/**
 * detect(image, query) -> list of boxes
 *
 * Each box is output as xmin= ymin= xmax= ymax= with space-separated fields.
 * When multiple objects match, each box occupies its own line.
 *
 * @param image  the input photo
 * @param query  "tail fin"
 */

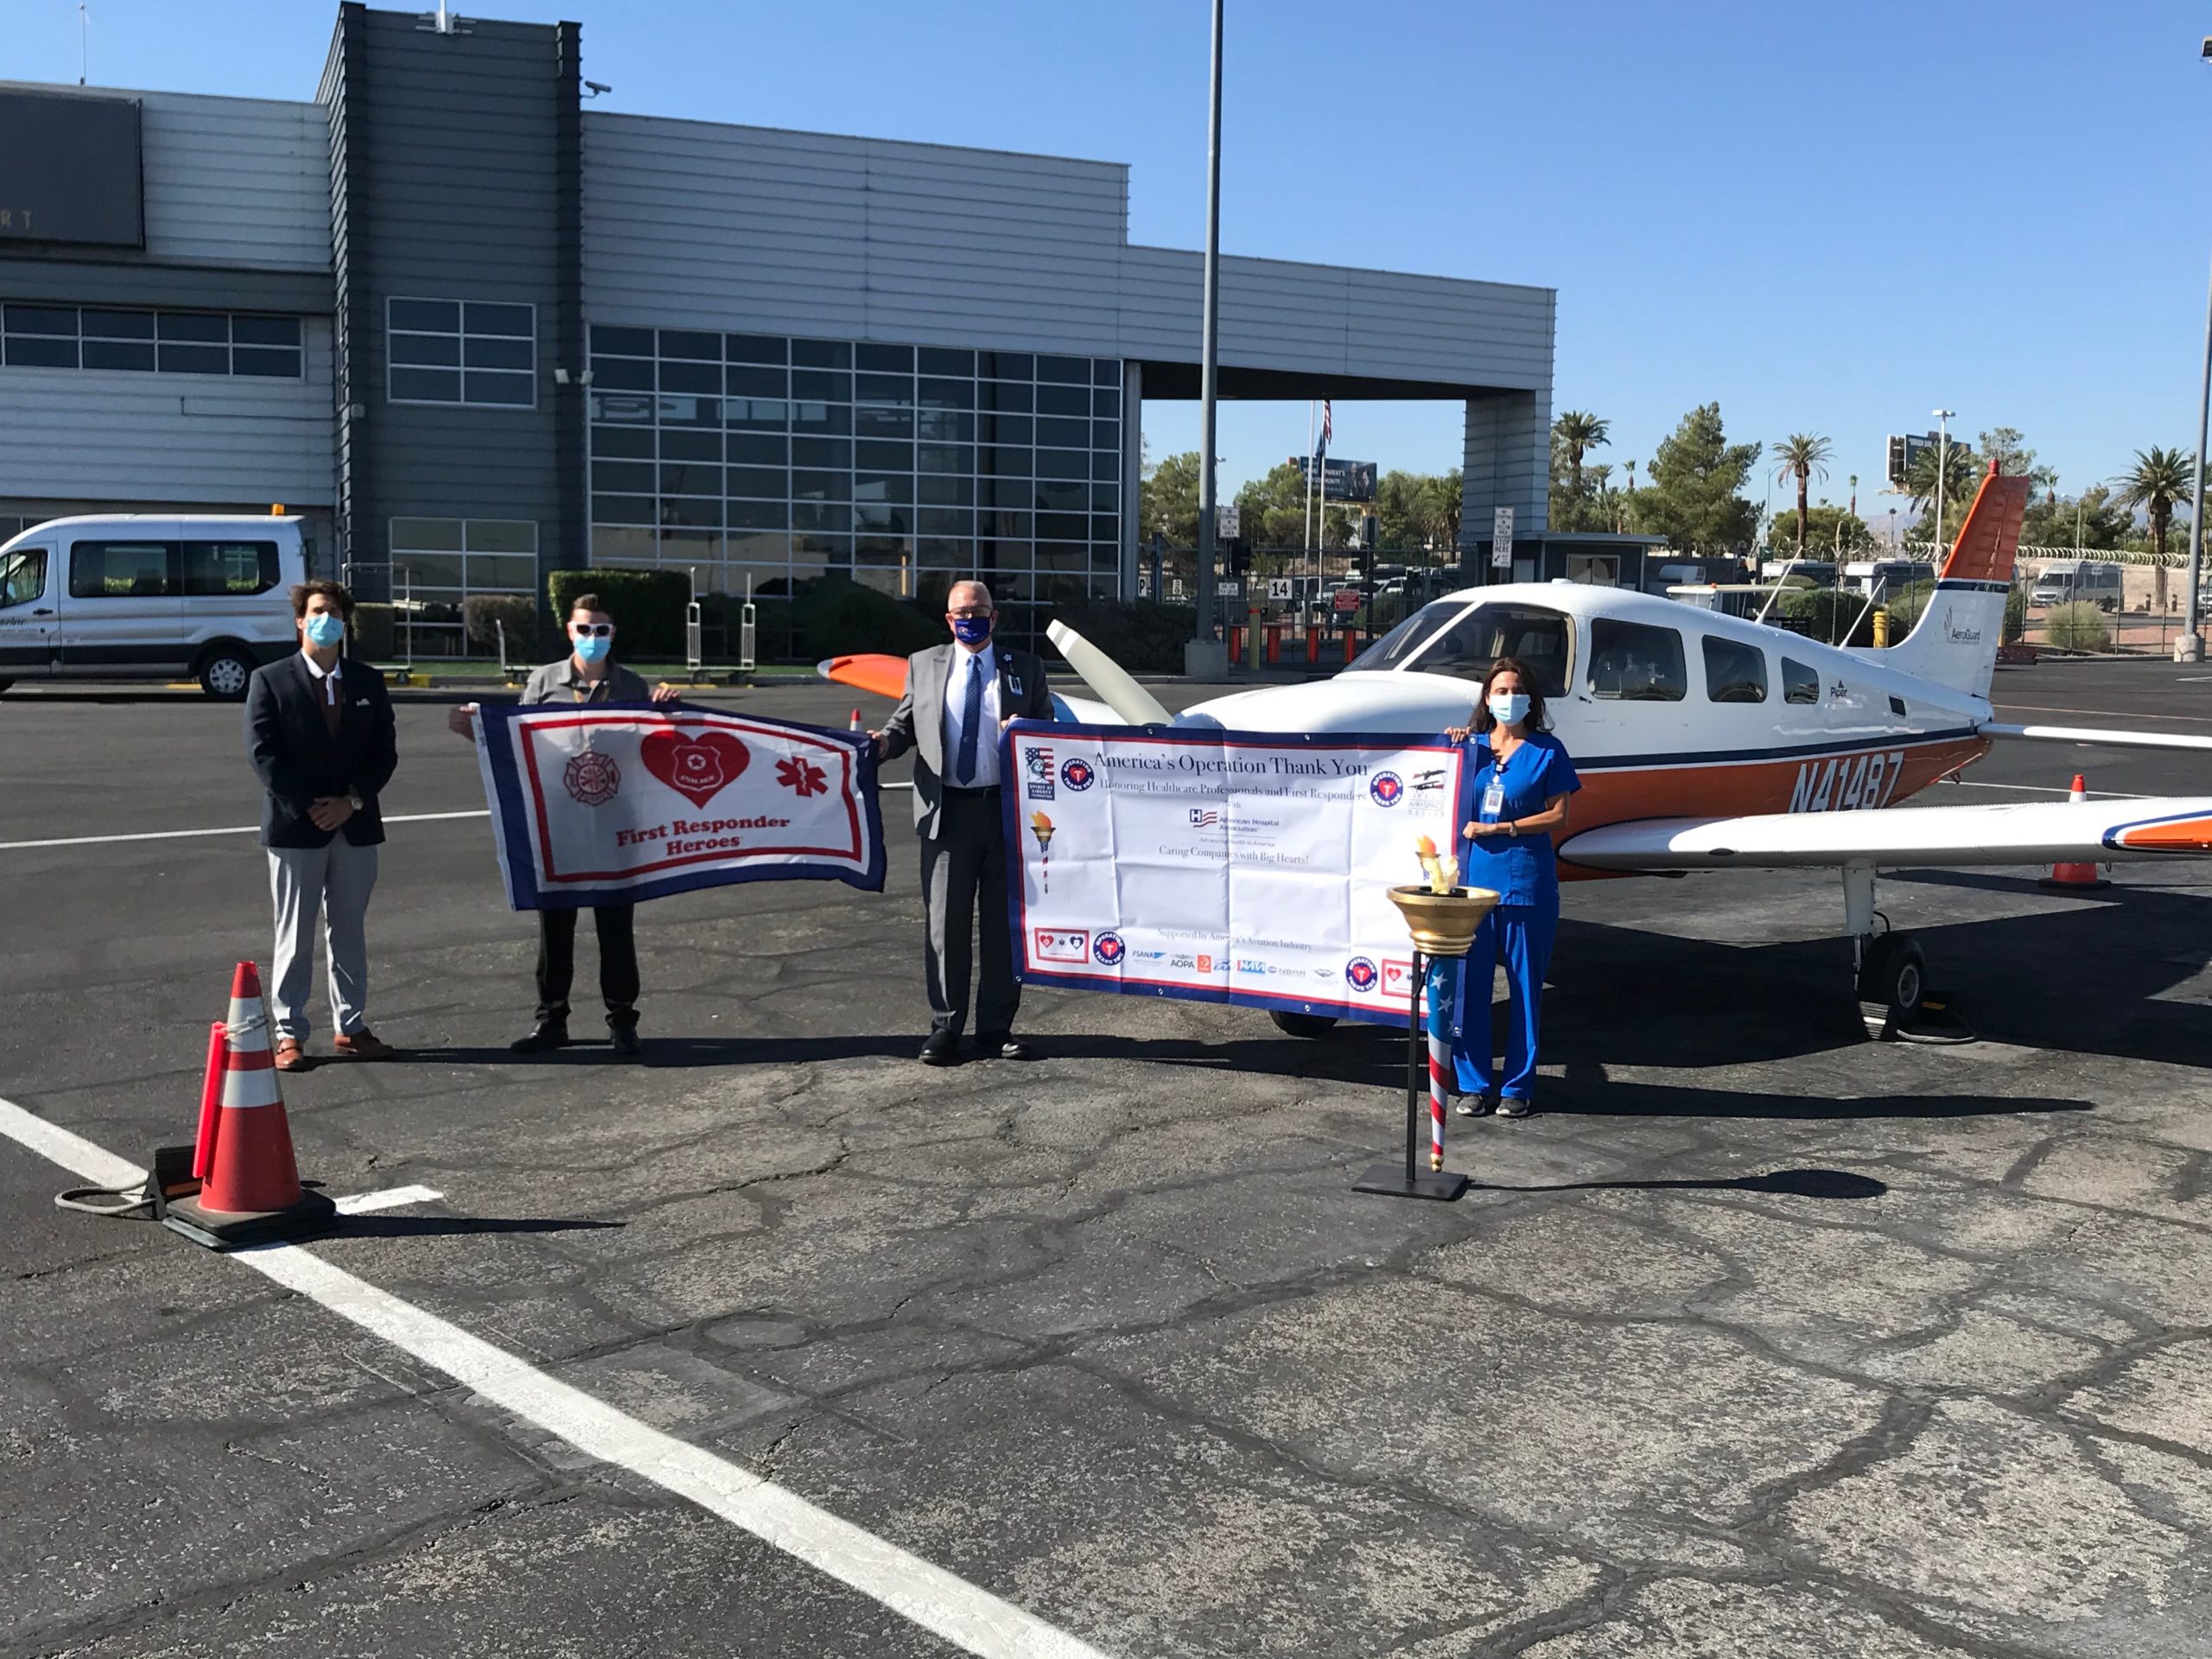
xmin=1882 ymin=461 xmax=2030 ymax=701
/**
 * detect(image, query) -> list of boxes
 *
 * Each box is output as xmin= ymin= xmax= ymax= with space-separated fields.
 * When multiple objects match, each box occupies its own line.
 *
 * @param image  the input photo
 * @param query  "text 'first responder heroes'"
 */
xmin=1100 ymin=753 xmax=1379 ymax=777
xmin=617 ymin=815 xmax=792 ymax=857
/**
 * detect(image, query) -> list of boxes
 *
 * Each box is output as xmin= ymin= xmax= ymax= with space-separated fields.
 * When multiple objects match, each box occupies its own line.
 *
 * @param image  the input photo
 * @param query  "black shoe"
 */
xmin=609 ymin=1024 xmax=643 ymax=1058
xmin=512 ymin=1021 xmax=569 ymax=1053
xmin=920 ymin=1030 xmax=962 ymax=1065
xmin=976 ymin=1032 xmax=1033 ymax=1061
xmin=1497 ymin=1096 xmax=1534 ymax=1119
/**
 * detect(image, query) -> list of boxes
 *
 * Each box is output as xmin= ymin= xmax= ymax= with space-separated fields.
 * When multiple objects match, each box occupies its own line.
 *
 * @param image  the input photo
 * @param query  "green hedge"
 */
xmin=1038 ymin=599 xmax=1198 ymax=674
xmin=463 ymin=594 xmax=543 ymax=660
xmin=546 ymin=568 xmax=690 ymax=658
xmin=2044 ymin=600 xmax=2110 ymax=652
xmin=351 ymin=602 xmax=394 ymax=658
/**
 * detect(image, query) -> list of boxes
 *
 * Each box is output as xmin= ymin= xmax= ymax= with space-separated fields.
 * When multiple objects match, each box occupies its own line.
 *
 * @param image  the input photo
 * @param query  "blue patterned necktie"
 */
xmin=955 ymin=650 xmax=983 ymax=785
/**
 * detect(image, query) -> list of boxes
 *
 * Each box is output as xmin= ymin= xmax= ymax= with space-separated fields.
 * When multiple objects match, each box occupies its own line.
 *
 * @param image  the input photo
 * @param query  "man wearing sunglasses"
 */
xmin=873 ymin=580 xmax=1054 ymax=1065
xmin=449 ymin=593 xmax=680 ymax=1057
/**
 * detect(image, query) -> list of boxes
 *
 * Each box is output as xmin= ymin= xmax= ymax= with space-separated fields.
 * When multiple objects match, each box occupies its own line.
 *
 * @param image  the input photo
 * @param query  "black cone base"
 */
xmin=1353 ymin=1163 xmax=1468 ymax=1202
xmin=160 ymin=1186 xmax=336 ymax=1250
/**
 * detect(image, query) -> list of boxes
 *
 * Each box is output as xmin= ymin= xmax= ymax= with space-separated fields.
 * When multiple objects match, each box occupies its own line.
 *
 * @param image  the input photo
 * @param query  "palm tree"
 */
xmin=1771 ymin=433 xmax=1833 ymax=555
xmin=1552 ymin=411 xmax=1610 ymax=521
xmin=2113 ymin=446 xmax=2197 ymax=613
xmin=1421 ymin=469 xmax=1463 ymax=552
xmin=1904 ymin=442 xmax=1980 ymax=538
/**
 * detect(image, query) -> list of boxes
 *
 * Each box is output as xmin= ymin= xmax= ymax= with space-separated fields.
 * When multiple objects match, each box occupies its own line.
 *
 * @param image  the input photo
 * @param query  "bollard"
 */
xmin=1872 ymin=607 xmax=1890 ymax=648
xmin=1266 ymin=620 xmax=1281 ymax=665
xmin=1306 ymin=626 xmax=1320 ymax=664
xmin=1344 ymin=630 xmax=1358 ymax=665
xmin=1229 ymin=626 xmax=1243 ymax=665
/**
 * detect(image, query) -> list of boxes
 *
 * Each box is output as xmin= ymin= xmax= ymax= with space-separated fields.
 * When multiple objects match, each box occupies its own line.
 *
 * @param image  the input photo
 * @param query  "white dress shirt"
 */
xmin=302 ymin=651 xmax=344 ymax=706
xmin=941 ymin=645 xmax=1001 ymax=788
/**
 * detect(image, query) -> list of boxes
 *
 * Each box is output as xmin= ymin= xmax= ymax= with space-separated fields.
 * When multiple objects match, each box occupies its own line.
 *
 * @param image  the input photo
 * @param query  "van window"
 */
xmin=1782 ymin=656 xmax=1820 ymax=705
xmin=181 ymin=539 xmax=280 ymax=596
xmin=1588 ymin=619 xmax=1686 ymax=701
xmin=68 ymin=540 xmax=175 ymax=599
xmin=1410 ymin=604 xmax=1573 ymax=694
xmin=0 ymin=548 xmax=47 ymax=608
xmin=1702 ymin=635 xmax=1767 ymax=703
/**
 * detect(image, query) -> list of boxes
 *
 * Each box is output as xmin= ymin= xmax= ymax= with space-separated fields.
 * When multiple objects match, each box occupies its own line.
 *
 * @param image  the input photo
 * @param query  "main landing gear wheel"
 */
xmin=1270 ymin=1011 xmax=1338 ymax=1039
xmin=1855 ymin=931 xmax=1927 ymax=1040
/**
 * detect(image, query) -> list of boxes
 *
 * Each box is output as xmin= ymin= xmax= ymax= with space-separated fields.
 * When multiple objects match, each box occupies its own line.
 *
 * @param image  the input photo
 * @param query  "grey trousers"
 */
xmin=921 ymin=788 xmax=1019 ymax=1039
xmin=267 ymin=839 xmax=379 ymax=1042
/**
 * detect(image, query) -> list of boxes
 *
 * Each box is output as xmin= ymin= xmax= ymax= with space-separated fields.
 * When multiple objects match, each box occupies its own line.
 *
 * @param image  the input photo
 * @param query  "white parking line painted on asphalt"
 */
xmin=0 ymin=810 xmax=490 ymax=853
xmin=0 ymin=1096 xmax=1107 ymax=1659
xmin=333 ymin=1185 xmax=444 ymax=1215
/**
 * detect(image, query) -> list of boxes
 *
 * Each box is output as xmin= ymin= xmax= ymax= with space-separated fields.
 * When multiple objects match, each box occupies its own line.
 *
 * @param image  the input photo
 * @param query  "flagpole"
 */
xmin=1305 ymin=401 xmax=1315 ymax=595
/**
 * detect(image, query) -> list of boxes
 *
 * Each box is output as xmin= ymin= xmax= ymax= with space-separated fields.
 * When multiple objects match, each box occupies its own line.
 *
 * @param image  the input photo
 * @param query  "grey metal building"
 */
xmin=0 ymin=3 xmax=1555 ymax=654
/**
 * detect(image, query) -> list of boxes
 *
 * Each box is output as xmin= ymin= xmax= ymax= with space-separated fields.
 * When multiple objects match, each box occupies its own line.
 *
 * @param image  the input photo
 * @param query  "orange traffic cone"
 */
xmin=2041 ymin=773 xmax=2113 ymax=892
xmin=159 ymin=963 xmax=334 ymax=1249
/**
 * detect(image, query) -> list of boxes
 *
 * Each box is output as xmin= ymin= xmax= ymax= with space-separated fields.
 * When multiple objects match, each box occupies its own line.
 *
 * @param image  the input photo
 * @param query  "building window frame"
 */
xmin=0 ymin=302 xmax=304 ymax=379
xmin=386 ymin=297 xmax=537 ymax=410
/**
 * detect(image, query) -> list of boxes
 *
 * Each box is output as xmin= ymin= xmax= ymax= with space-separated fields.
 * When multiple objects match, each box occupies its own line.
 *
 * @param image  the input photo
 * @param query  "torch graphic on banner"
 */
xmin=1030 ymin=810 xmax=1055 ymax=893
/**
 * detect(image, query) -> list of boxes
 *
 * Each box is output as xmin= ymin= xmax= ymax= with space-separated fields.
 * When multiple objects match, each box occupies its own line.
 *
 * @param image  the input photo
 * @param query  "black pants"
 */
xmin=536 ymin=904 xmax=639 ymax=1030
xmin=920 ymin=788 xmax=1018 ymax=1039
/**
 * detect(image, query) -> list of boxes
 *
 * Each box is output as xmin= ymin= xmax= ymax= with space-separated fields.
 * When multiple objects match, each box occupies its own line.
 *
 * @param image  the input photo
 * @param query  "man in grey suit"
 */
xmin=874 ymin=580 xmax=1054 ymax=1065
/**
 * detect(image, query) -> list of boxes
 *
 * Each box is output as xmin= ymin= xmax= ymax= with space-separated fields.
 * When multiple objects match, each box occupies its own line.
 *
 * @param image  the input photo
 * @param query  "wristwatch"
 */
xmin=347 ymin=790 xmax=364 ymax=811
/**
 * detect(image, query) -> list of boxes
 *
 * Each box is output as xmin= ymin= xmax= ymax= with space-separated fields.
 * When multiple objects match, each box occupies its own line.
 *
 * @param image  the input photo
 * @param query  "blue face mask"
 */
xmin=303 ymin=613 xmax=345 ymax=649
xmin=573 ymin=632 xmax=611 ymax=664
xmin=950 ymin=614 xmax=993 ymax=646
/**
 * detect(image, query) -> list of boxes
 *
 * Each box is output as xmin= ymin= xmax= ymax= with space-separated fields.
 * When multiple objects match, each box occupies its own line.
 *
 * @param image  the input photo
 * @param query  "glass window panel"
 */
xmin=1093 ymin=359 xmax=1121 ymax=385
xmin=1036 ymin=480 xmax=1088 ymax=513
xmin=1091 ymin=448 xmax=1120 ymax=481
xmin=791 ymin=368 xmax=850 ymax=401
xmin=978 ymin=413 xmax=1033 ymax=445
xmin=467 ymin=302 xmax=535 ymax=338
xmin=1092 ymin=418 xmax=1120 ymax=453
xmin=854 ymin=372 xmax=912 ymax=404
xmin=917 ymin=537 xmax=971 ymax=568
xmin=660 ymin=393 xmax=718 ymax=426
xmin=918 ymin=442 xmax=973 ymax=474
xmin=985 ymin=509 xmax=1033 ymax=538
xmin=661 ymin=461 xmax=721 ymax=496
xmin=85 ymin=308 xmax=154 ymax=340
xmin=390 ymin=298 xmax=460 ymax=333
xmin=590 ymin=460 xmax=655 ymax=493
xmin=988 ymin=567 xmax=1033 ymax=601
xmin=1036 ymin=382 xmax=1088 ymax=416
xmin=231 ymin=315 xmax=302 ymax=346
xmin=725 ymin=333 xmax=786 ymax=364
xmin=918 ymin=408 xmax=975 ymax=443
xmin=1703 ymin=635 xmax=1769 ymax=704
xmin=917 ymin=376 xmax=974 ymax=410
xmin=391 ymin=517 xmax=464 ymax=550
xmin=1035 ymin=447 xmax=1086 ymax=480
xmin=395 ymin=332 xmax=463 ymax=366
xmin=155 ymin=311 xmax=226 ymax=344
xmin=728 ymin=465 xmax=787 ymax=499
xmin=464 ymin=335 xmax=534 ymax=370
xmin=1036 ymin=416 xmax=1088 ymax=449
xmin=658 ymin=327 xmax=720 ymax=359
xmin=658 ymin=358 xmax=721 ymax=394
xmin=391 ymin=365 xmax=461 ymax=401
xmin=592 ymin=525 xmax=658 ymax=564
xmin=979 ymin=444 xmax=1029 ymax=476
xmin=658 ymin=496 xmax=723 ymax=528
xmin=392 ymin=550 xmax=466 ymax=588
xmin=592 ymin=494 xmax=656 ymax=524
xmin=855 ymin=342 xmax=913 ymax=373
xmin=589 ymin=353 xmax=653 ymax=389
xmin=917 ymin=347 xmax=974 ymax=377
xmin=180 ymin=539 xmax=278 ymax=596
xmin=725 ymin=364 xmax=787 ymax=397
xmin=1587 ymin=618 xmax=1687 ymax=701
xmin=986 ymin=477 xmax=1033 ymax=508
xmin=728 ymin=499 xmax=788 ymax=530
xmin=1092 ymin=387 xmax=1121 ymax=419
xmin=5 ymin=304 xmax=77 ymax=334
xmin=81 ymin=339 xmax=155 ymax=371
xmin=794 ymin=530 xmax=851 ymax=559
xmin=1038 ymin=512 xmax=1087 ymax=542
xmin=1091 ymin=541 xmax=1120 ymax=570
xmin=855 ymin=536 xmax=909 ymax=567
xmin=725 ymin=531 xmax=788 ymax=563
xmin=157 ymin=342 xmax=228 ymax=374
xmin=855 ymin=504 xmax=912 ymax=534
xmin=727 ymin=432 xmax=788 ymax=465
xmin=68 ymin=539 xmax=174 ymax=597
xmin=659 ymin=428 xmax=721 ymax=461
xmin=469 ymin=553 xmax=537 ymax=589
xmin=1037 ymin=354 xmax=1086 ymax=384
xmin=1091 ymin=481 xmax=1120 ymax=512
xmin=463 ymin=370 xmax=535 ymax=405
xmin=232 ymin=346 xmax=300 ymax=378
xmin=591 ymin=325 xmax=654 ymax=356
xmin=918 ymin=474 xmax=974 ymax=506
xmin=464 ymin=520 xmax=537 ymax=554
xmin=791 ymin=400 xmax=850 ymax=435
xmin=790 ymin=338 xmax=851 ymax=369
xmin=855 ymin=404 xmax=915 ymax=440
xmin=792 ymin=470 xmax=850 ymax=503
xmin=977 ymin=378 xmax=1032 ymax=412
xmin=977 ymin=353 xmax=1033 ymax=380
xmin=855 ymin=439 xmax=914 ymax=472
xmin=593 ymin=423 xmax=655 ymax=458
xmin=792 ymin=436 xmax=852 ymax=468
xmin=721 ymin=397 xmax=788 ymax=429
xmin=794 ymin=502 xmax=850 ymax=532
xmin=918 ymin=508 xmax=973 ymax=537
xmin=855 ymin=472 xmax=913 ymax=504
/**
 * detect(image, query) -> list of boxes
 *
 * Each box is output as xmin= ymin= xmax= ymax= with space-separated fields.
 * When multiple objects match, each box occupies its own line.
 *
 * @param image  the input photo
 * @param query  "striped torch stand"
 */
xmin=1354 ymin=885 xmax=1498 ymax=1202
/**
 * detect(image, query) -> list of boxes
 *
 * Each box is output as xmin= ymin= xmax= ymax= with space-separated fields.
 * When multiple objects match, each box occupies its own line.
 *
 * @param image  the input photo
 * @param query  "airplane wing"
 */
xmin=1980 ymin=721 xmax=2212 ymax=754
xmin=1562 ymin=799 xmax=2212 ymax=872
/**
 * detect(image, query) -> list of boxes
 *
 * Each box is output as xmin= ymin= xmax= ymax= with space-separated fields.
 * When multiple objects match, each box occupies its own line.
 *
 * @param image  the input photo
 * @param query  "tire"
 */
xmin=1855 ymin=932 xmax=1927 ymax=1021
xmin=1269 ymin=1011 xmax=1338 ymax=1039
xmin=198 ymin=646 xmax=257 ymax=700
xmin=0 ymin=678 xmax=13 ymax=695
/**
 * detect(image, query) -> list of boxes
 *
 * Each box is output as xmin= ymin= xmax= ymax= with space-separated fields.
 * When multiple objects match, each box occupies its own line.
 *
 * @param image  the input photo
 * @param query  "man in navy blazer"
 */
xmin=243 ymin=580 xmax=399 ymax=1070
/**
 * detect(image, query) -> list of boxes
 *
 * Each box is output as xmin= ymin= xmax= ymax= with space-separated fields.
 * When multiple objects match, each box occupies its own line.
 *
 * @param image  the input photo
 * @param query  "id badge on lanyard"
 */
xmin=1482 ymin=767 xmax=1507 ymax=821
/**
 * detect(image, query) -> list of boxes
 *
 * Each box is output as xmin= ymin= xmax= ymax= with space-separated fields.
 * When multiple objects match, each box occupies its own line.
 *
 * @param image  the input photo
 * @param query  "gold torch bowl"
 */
xmin=1387 ymin=885 xmax=1502 ymax=959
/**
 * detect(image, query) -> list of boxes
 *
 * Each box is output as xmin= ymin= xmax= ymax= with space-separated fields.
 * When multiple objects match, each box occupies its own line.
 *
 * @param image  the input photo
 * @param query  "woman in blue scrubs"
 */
xmin=1445 ymin=658 xmax=1580 ymax=1119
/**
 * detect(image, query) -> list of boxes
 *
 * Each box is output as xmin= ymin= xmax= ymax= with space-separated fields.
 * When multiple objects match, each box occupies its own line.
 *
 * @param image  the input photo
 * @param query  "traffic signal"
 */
xmin=1359 ymin=513 xmax=1379 ymax=550
xmin=1228 ymin=537 xmax=1252 ymax=574
xmin=1886 ymin=435 xmax=1907 ymax=487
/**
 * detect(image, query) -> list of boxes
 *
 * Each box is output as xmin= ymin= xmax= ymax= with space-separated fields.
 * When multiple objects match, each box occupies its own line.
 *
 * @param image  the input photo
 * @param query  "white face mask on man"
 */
xmin=1488 ymin=690 xmax=1531 ymax=728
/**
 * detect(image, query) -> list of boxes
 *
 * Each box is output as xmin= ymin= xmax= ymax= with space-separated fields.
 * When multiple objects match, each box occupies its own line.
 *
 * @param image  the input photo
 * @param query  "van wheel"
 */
xmin=0 ymin=678 xmax=13 ymax=695
xmin=1269 ymin=1011 xmax=1338 ymax=1039
xmin=198 ymin=647 xmax=257 ymax=700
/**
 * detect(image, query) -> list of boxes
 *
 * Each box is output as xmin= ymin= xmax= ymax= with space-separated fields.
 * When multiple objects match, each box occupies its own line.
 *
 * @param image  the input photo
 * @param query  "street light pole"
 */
xmin=1932 ymin=410 xmax=1955 ymax=551
xmin=2182 ymin=250 xmax=2212 ymax=662
xmin=1189 ymin=0 xmax=1227 ymax=676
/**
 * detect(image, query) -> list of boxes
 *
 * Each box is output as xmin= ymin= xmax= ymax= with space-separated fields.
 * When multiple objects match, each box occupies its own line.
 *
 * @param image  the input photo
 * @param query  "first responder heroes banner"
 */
xmin=1003 ymin=722 xmax=1465 ymax=1025
xmin=476 ymin=702 xmax=885 ymax=910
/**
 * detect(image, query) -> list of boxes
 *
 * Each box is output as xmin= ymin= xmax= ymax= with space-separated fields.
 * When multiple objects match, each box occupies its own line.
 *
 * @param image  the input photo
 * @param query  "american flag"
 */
xmin=1315 ymin=399 xmax=1332 ymax=461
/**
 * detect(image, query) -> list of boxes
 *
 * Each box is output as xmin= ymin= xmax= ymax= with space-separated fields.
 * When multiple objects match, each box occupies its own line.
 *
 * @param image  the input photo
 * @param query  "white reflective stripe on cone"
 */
xmin=220 ymin=1044 xmax=285 ymax=1109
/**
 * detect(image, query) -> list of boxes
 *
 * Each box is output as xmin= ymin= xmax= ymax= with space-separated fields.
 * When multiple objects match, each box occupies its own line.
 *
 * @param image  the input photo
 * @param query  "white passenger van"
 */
xmin=0 ymin=514 xmax=309 ymax=698
xmin=2030 ymin=558 xmax=2122 ymax=612
xmin=1843 ymin=559 xmax=1936 ymax=597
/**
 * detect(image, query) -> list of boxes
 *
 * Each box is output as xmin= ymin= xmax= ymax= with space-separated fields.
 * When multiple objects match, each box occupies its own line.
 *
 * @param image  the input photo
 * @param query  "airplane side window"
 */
xmin=1410 ymin=604 xmax=1570 ymax=695
xmin=1587 ymin=618 xmax=1685 ymax=702
xmin=1701 ymin=635 xmax=1767 ymax=704
xmin=1782 ymin=656 xmax=1821 ymax=705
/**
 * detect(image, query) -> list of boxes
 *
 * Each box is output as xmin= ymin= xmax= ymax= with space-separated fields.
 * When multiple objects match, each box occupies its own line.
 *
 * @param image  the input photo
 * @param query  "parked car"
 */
xmin=0 ymin=514 xmax=310 ymax=697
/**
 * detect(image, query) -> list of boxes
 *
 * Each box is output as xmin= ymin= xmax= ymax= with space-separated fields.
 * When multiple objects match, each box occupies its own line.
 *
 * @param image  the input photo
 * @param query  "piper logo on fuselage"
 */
xmin=1789 ymin=748 xmax=1907 ymax=813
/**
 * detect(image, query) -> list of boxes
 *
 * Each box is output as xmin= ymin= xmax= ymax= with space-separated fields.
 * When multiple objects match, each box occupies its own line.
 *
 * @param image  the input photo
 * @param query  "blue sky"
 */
xmin=7 ymin=1 xmax=2207 ymax=524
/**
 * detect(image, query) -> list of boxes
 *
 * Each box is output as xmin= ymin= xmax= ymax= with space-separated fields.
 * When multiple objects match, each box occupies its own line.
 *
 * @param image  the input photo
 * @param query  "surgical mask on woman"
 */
xmin=573 ymin=632 xmax=612 ymax=664
xmin=1488 ymin=690 xmax=1530 ymax=728
xmin=303 ymin=613 xmax=346 ymax=649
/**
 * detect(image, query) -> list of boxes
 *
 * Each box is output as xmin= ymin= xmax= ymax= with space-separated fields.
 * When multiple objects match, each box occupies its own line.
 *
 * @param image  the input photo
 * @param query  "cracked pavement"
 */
xmin=2 ymin=663 xmax=2209 ymax=1656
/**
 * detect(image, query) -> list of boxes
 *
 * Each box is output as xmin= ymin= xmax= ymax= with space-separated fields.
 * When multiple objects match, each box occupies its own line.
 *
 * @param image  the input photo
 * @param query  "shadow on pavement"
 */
xmin=1474 ymin=1166 xmax=1885 ymax=1201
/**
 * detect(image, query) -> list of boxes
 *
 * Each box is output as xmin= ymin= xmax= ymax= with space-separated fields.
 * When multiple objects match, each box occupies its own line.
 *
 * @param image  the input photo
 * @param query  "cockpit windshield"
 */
xmin=1352 ymin=600 xmax=1572 ymax=695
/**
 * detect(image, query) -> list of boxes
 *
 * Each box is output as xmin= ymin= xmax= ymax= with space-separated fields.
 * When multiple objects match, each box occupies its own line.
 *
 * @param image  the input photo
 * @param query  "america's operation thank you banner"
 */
xmin=476 ymin=702 xmax=885 ymax=910
xmin=1003 ymin=722 xmax=1466 ymax=1025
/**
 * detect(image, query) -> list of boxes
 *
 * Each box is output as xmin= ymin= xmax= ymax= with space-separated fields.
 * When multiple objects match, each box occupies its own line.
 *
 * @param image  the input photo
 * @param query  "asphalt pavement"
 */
xmin=2 ymin=658 xmax=2209 ymax=1658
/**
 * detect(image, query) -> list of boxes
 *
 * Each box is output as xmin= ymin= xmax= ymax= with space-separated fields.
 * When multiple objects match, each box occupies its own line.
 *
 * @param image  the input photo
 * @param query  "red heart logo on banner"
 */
xmin=639 ymin=728 xmax=751 ymax=807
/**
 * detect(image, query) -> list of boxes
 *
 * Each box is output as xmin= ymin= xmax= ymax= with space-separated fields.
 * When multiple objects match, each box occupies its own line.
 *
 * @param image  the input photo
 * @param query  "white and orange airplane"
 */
xmin=827 ymin=463 xmax=2212 ymax=1034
